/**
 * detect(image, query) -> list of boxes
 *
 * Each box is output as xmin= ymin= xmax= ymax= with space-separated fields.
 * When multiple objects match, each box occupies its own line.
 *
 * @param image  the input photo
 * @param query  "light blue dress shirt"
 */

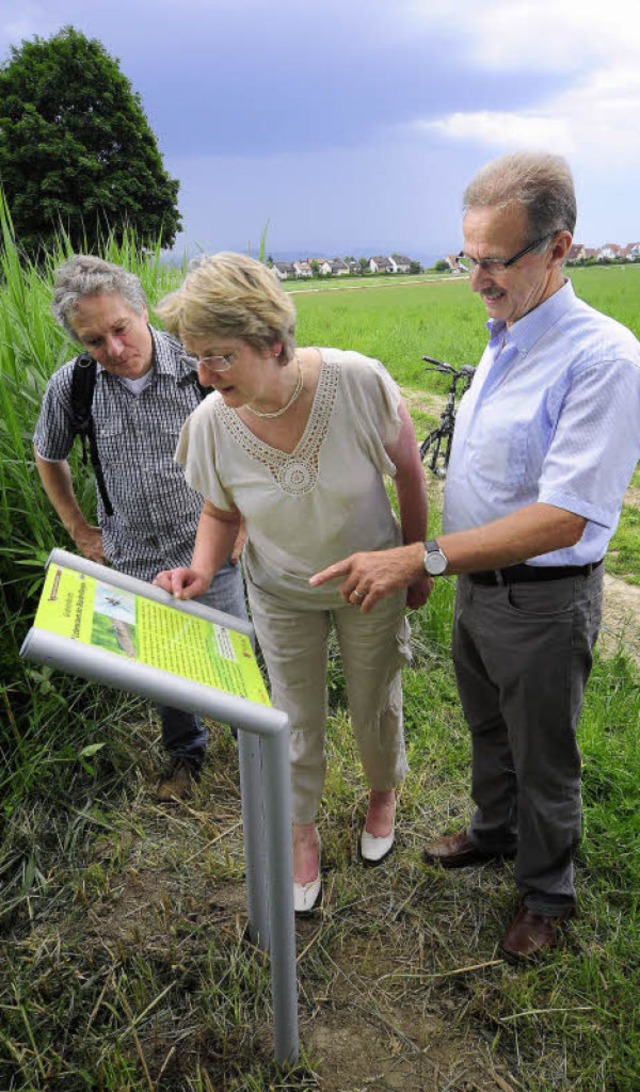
xmin=443 ymin=279 xmax=640 ymax=566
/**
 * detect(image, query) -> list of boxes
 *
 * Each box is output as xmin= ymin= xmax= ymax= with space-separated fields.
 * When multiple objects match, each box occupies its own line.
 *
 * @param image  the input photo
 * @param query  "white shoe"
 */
xmin=360 ymin=825 xmax=395 ymax=863
xmin=293 ymin=861 xmax=321 ymax=914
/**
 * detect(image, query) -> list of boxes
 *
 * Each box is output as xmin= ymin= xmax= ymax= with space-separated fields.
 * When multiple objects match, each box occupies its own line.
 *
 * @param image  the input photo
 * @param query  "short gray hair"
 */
xmin=463 ymin=152 xmax=577 ymax=239
xmin=52 ymin=255 xmax=147 ymax=339
xmin=156 ymin=252 xmax=297 ymax=364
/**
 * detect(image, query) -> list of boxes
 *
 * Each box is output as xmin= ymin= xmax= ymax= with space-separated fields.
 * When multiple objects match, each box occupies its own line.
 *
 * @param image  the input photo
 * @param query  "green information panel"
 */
xmin=34 ymin=563 xmax=269 ymax=705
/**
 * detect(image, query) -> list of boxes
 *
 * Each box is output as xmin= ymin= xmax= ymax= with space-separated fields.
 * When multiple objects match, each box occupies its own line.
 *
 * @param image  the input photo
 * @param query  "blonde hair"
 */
xmin=463 ymin=152 xmax=577 ymax=239
xmin=156 ymin=252 xmax=297 ymax=362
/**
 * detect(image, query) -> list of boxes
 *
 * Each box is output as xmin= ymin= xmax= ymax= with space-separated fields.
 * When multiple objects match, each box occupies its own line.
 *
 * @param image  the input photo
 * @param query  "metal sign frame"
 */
xmin=20 ymin=549 xmax=299 ymax=1065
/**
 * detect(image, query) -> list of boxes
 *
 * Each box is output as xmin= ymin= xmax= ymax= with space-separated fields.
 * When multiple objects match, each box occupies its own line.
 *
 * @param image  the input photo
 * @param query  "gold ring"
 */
xmin=353 ymin=590 xmax=365 ymax=600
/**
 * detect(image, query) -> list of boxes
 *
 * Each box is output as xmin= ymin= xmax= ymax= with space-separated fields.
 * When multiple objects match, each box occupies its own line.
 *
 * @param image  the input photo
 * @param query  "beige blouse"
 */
xmin=176 ymin=349 xmax=404 ymax=607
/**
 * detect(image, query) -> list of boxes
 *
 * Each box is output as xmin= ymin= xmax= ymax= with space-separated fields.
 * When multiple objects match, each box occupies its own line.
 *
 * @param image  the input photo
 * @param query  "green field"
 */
xmin=291 ymin=263 xmax=640 ymax=378
xmin=1 ymin=237 xmax=639 ymax=1091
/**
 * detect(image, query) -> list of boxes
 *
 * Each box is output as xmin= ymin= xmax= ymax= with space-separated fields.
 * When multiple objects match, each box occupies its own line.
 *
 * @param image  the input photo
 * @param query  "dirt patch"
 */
xmin=305 ymin=1000 xmax=515 ymax=1092
xmin=622 ymin=483 xmax=640 ymax=509
xmin=599 ymin=573 xmax=640 ymax=666
xmin=309 ymin=1005 xmax=517 ymax=1092
xmin=400 ymin=386 xmax=446 ymax=420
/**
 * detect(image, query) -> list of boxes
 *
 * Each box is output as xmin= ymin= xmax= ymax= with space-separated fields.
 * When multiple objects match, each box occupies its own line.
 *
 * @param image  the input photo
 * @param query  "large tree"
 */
xmin=0 ymin=26 xmax=181 ymax=256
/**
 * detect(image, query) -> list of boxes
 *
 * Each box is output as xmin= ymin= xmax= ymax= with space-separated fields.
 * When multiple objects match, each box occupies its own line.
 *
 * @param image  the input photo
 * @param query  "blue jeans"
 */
xmin=159 ymin=559 xmax=248 ymax=765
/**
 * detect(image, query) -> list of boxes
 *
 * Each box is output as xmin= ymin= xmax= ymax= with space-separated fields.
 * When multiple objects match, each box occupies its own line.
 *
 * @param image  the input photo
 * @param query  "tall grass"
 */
xmin=0 ymin=204 xmax=180 ymax=839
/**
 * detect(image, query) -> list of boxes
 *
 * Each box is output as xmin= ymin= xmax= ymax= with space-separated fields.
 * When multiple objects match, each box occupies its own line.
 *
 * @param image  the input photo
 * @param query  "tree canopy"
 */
xmin=0 ymin=26 xmax=181 ymax=256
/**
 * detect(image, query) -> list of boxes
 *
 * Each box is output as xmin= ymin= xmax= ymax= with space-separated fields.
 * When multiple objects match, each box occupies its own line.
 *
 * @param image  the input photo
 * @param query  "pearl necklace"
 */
xmin=246 ymin=356 xmax=304 ymax=419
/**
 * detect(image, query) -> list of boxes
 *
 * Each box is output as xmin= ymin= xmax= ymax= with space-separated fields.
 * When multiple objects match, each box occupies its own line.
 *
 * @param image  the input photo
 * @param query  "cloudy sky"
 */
xmin=1 ymin=0 xmax=639 ymax=260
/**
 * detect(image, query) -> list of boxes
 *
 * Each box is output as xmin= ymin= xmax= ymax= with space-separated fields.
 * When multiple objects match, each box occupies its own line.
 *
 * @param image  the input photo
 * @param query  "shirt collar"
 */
xmin=151 ymin=326 xmax=201 ymax=387
xmin=487 ymin=279 xmax=575 ymax=355
xmin=150 ymin=326 xmax=177 ymax=377
xmin=96 ymin=327 xmax=195 ymax=384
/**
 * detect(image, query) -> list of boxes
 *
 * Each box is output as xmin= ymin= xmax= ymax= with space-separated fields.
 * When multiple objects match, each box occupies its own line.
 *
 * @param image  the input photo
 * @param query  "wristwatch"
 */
xmin=424 ymin=538 xmax=448 ymax=576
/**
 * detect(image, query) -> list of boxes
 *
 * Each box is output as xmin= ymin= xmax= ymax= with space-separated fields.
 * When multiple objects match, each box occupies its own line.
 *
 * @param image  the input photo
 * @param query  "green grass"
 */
xmin=1 ymin=217 xmax=639 ymax=1089
xmin=293 ymin=261 xmax=640 ymax=373
xmin=295 ymin=276 xmax=484 ymax=387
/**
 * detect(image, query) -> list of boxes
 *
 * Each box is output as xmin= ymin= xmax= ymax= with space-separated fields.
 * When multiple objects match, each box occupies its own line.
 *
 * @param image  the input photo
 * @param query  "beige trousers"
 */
xmin=247 ymin=584 xmax=411 ymax=824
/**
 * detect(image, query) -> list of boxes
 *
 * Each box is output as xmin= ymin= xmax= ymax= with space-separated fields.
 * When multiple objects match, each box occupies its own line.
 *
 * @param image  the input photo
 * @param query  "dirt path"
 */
xmin=599 ymin=573 xmax=640 ymax=666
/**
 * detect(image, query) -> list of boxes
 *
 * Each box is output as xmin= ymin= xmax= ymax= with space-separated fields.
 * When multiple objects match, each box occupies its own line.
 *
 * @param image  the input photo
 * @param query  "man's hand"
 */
xmin=406 ymin=573 xmax=434 ymax=610
xmin=73 ymin=524 xmax=105 ymax=564
xmin=153 ymin=567 xmax=210 ymax=600
xmin=309 ymin=543 xmax=424 ymax=613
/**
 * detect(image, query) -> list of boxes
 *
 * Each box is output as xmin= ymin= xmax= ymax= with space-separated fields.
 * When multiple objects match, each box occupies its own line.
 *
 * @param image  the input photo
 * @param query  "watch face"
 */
xmin=425 ymin=547 xmax=447 ymax=576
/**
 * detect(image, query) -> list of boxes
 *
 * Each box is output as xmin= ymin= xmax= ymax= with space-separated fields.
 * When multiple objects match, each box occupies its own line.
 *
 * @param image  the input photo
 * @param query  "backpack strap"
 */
xmin=70 ymin=353 xmax=114 ymax=517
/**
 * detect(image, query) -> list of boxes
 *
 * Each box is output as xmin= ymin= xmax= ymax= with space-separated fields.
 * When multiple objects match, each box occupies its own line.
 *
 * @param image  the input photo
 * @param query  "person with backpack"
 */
xmin=33 ymin=255 xmax=247 ymax=801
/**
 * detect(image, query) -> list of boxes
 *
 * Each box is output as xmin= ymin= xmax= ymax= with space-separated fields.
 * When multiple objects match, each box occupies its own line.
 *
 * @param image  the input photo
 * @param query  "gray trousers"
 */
xmin=159 ymin=559 xmax=248 ymax=764
xmin=452 ymin=567 xmax=603 ymax=916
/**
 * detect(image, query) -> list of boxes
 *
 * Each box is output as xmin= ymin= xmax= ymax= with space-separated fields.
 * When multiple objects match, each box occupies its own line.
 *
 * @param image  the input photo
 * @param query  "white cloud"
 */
xmin=404 ymin=0 xmax=640 ymax=169
xmin=419 ymin=65 xmax=640 ymax=167
xmin=407 ymin=0 xmax=640 ymax=71
xmin=422 ymin=111 xmax=571 ymax=151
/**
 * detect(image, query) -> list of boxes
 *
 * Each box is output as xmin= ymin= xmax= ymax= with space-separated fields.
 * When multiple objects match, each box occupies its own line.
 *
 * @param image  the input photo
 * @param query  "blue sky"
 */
xmin=1 ymin=0 xmax=639 ymax=260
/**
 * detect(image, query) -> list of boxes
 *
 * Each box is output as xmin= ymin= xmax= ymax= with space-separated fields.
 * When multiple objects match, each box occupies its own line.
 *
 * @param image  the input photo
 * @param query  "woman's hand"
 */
xmin=230 ymin=519 xmax=247 ymax=565
xmin=153 ymin=567 xmax=210 ymax=600
xmin=406 ymin=573 xmax=433 ymax=610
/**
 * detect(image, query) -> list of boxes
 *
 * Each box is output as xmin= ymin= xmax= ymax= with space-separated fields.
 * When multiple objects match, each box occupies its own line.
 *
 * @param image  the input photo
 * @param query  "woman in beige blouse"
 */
xmin=154 ymin=252 xmax=430 ymax=913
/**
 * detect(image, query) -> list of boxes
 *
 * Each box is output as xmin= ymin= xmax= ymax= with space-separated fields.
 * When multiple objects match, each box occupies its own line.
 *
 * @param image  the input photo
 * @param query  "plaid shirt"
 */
xmin=34 ymin=327 xmax=207 ymax=582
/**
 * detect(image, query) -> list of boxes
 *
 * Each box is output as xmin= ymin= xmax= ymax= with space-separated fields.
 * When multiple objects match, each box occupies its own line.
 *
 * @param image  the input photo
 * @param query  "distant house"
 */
xmin=625 ymin=242 xmax=640 ymax=260
xmin=567 ymin=243 xmax=586 ymax=263
xmin=293 ymin=260 xmax=313 ymax=278
xmin=390 ymin=255 xmax=412 ymax=273
xmin=369 ymin=256 xmax=394 ymax=273
xmin=307 ymin=258 xmax=332 ymax=275
xmin=273 ymin=261 xmax=296 ymax=280
xmin=331 ymin=258 xmax=349 ymax=275
xmin=597 ymin=243 xmax=622 ymax=261
xmin=345 ymin=259 xmax=360 ymax=274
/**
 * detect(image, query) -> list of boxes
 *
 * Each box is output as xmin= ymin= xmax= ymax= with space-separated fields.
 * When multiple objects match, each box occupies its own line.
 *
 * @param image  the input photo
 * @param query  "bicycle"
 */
xmin=418 ymin=356 xmax=476 ymax=478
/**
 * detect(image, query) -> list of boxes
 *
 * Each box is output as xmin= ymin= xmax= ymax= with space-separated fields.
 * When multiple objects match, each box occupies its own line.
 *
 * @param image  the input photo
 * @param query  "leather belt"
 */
xmin=468 ymin=559 xmax=604 ymax=587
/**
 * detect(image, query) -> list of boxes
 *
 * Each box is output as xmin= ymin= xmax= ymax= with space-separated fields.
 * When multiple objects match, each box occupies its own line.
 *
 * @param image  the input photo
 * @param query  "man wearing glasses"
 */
xmin=34 ymin=255 xmax=247 ymax=801
xmin=312 ymin=152 xmax=640 ymax=959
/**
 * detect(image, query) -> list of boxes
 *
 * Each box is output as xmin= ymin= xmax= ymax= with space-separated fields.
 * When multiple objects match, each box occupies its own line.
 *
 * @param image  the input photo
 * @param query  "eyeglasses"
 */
xmin=194 ymin=349 xmax=238 ymax=372
xmin=458 ymin=234 xmax=553 ymax=275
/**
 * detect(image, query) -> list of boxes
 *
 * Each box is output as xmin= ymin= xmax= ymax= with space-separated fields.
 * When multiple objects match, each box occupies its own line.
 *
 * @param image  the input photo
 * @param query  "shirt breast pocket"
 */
xmin=95 ymin=414 xmax=127 ymax=465
xmin=158 ymin=421 xmax=181 ymax=447
xmin=469 ymin=421 xmax=529 ymax=491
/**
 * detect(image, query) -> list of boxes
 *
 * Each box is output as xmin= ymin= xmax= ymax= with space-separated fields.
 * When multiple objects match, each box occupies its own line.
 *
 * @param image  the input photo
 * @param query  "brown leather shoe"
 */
xmin=500 ymin=905 xmax=569 ymax=961
xmin=423 ymin=830 xmax=513 ymax=869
